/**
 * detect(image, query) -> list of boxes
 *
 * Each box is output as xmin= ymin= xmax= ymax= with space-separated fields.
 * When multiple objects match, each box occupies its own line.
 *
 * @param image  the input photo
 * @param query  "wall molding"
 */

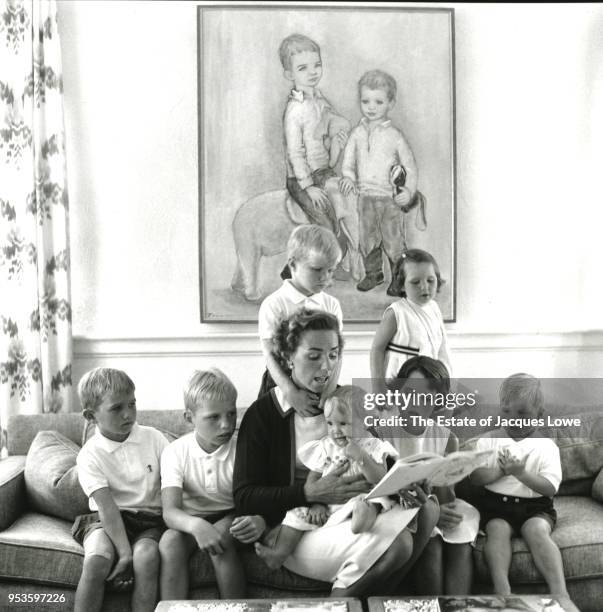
xmin=74 ymin=329 xmax=603 ymax=359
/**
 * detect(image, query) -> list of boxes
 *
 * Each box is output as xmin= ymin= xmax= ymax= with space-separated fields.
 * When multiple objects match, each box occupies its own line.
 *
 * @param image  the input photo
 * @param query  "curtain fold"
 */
xmin=0 ymin=0 xmax=72 ymax=454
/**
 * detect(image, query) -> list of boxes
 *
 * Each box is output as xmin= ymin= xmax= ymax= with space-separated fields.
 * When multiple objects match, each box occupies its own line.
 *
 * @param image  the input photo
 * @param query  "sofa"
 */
xmin=0 ymin=410 xmax=331 ymax=612
xmin=1 ymin=409 xmax=602 ymax=611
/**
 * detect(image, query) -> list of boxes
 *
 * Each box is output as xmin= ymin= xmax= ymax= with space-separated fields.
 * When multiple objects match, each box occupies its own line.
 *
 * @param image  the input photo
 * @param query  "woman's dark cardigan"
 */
xmin=233 ymin=389 xmax=308 ymax=527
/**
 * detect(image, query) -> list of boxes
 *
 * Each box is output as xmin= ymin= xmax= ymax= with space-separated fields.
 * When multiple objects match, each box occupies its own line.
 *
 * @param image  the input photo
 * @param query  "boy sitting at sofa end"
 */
xmin=72 ymin=367 xmax=169 ymax=612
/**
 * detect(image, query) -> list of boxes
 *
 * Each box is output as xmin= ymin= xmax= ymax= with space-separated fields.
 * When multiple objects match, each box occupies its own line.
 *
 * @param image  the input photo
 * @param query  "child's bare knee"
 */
xmin=82 ymin=553 xmax=113 ymax=581
xmin=133 ymin=538 xmax=160 ymax=572
xmin=159 ymin=529 xmax=188 ymax=558
xmin=521 ymin=517 xmax=552 ymax=540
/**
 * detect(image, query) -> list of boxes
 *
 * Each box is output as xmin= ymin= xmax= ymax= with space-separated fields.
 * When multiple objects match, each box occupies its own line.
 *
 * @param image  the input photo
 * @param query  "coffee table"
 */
xmin=155 ymin=598 xmax=363 ymax=612
xmin=367 ymin=594 xmax=580 ymax=612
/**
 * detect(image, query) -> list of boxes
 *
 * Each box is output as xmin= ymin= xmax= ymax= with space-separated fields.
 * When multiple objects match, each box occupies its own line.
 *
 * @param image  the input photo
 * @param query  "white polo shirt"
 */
xmin=258 ymin=280 xmax=343 ymax=341
xmin=475 ymin=432 xmax=562 ymax=498
xmin=77 ymin=423 xmax=168 ymax=512
xmin=160 ymin=432 xmax=237 ymax=516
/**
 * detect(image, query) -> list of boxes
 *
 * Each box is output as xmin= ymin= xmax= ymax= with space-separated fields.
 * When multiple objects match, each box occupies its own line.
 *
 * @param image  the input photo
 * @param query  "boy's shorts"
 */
xmin=478 ymin=489 xmax=557 ymax=535
xmin=72 ymin=510 xmax=166 ymax=546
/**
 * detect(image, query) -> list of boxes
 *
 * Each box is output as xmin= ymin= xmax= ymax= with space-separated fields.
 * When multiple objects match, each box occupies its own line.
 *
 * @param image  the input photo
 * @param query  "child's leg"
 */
xmin=411 ymin=535 xmax=443 ymax=595
xmin=396 ymin=496 xmax=440 ymax=588
xmin=255 ymin=524 xmax=305 ymax=570
xmin=350 ymin=499 xmax=379 ymax=534
xmin=131 ymin=537 xmax=160 ymax=612
xmin=483 ymin=518 xmax=514 ymax=595
xmin=444 ymin=542 xmax=473 ymax=595
xmin=521 ymin=517 xmax=569 ymax=597
xmin=159 ymin=528 xmax=196 ymax=599
xmin=210 ymin=515 xmax=246 ymax=598
xmin=74 ymin=529 xmax=115 ymax=612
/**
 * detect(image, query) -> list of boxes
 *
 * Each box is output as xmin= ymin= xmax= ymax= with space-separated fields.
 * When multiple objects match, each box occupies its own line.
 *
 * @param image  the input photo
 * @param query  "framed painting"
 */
xmin=198 ymin=4 xmax=456 ymax=323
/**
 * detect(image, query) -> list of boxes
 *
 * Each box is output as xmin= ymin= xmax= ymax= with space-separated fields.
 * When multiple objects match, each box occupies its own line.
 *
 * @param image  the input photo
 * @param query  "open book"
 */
xmin=366 ymin=449 xmax=493 ymax=500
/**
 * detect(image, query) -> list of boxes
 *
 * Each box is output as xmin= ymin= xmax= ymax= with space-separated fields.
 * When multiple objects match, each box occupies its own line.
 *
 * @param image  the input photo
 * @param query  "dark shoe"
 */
xmin=386 ymin=280 xmax=400 ymax=297
xmin=356 ymin=273 xmax=384 ymax=292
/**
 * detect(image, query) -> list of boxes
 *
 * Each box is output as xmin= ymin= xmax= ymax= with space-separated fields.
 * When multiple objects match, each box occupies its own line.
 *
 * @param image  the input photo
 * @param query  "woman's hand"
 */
xmin=286 ymin=386 xmax=321 ymax=417
xmin=304 ymin=462 xmax=371 ymax=504
xmin=229 ymin=515 xmax=266 ymax=544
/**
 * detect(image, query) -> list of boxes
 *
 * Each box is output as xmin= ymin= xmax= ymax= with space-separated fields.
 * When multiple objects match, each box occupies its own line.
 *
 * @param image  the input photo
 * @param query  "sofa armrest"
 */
xmin=0 ymin=456 xmax=27 ymax=530
xmin=592 ymin=467 xmax=603 ymax=503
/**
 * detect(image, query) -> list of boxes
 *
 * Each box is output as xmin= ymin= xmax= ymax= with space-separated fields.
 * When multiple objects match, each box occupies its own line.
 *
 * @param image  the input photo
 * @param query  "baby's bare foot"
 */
xmin=350 ymin=500 xmax=378 ymax=534
xmin=254 ymin=542 xmax=287 ymax=570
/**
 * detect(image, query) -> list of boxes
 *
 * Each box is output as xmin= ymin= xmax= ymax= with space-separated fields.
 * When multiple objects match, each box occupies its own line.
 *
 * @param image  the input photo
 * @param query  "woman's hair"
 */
xmin=395 ymin=356 xmax=451 ymax=395
xmin=390 ymin=248 xmax=444 ymax=298
xmin=323 ymin=385 xmax=365 ymax=422
xmin=273 ymin=308 xmax=344 ymax=371
xmin=500 ymin=373 xmax=544 ymax=413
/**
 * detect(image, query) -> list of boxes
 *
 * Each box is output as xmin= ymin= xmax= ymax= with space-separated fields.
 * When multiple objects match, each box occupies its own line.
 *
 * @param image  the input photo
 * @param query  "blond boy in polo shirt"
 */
xmin=159 ymin=369 xmax=266 ymax=599
xmin=72 ymin=368 xmax=169 ymax=612
xmin=257 ymin=225 xmax=343 ymax=415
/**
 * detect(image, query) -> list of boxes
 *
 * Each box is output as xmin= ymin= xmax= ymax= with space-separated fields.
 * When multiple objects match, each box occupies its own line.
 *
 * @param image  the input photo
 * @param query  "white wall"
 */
xmin=58 ymin=1 xmax=603 ymax=410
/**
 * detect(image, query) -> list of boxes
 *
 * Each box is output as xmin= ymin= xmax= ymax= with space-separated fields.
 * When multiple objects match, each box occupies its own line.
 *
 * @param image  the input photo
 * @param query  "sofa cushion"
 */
xmin=0 ymin=512 xmax=83 ymax=587
xmin=24 ymin=431 xmax=89 ymax=521
xmin=473 ymin=496 xmax=603 ymax=584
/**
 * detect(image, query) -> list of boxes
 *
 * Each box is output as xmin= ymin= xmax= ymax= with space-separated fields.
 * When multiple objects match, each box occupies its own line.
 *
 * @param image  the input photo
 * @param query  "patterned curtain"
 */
xmin=0 ymin=0 xmax=72 ymax=455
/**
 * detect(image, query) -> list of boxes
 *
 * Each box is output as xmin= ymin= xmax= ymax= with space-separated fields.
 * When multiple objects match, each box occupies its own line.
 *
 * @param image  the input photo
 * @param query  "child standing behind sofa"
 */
xmin=72 ymin=367 xmax=169 ymax=612
xmin=371 ymin=248 xmax=452 ymax=386
xmin=159 ymin=369 xmax=266 ymax=599
xmin=258 ymin=224 xmax=343 ymax=415
xmin=470 ymin=373 xmax=569 ymax=599
xmin=340 ymin=69 xmax=419 ymax=294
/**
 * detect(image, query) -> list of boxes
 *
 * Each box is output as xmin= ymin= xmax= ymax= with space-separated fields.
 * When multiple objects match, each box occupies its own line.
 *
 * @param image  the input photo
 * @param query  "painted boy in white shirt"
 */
xmin=73 ymin=368 xmax=169 ymax=612
xmin=160 ymin=369 xmax=265 ymax=599
xmin=340 ymin=69 xmax=419 ymax=294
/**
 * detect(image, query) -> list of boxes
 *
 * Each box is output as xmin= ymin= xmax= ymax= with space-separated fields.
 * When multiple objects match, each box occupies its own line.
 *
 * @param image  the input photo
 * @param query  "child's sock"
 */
xmin=350 ymin=500 xmax=378 ymax=534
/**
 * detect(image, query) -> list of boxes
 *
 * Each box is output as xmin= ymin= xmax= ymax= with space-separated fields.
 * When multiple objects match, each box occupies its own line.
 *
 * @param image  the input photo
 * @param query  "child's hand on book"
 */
xmin=398 ymin=480 xmax=431 ymax=507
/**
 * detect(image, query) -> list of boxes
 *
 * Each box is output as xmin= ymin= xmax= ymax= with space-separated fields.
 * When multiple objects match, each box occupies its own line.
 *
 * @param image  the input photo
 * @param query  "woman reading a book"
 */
xmin=374 ymin=355 xmax=478 ymax=595
xmin=233 ymin=309 xmax=436 ymax=596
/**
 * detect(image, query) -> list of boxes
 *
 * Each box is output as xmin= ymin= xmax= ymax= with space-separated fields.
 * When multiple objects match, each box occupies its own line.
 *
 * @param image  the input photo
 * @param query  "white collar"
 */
xmin=360 ymin=117 xmax=392 ymax=130
xmin=94 ymin=422 xmax=142 ymax=453
xmin=290 ymin=88 xmax=323 ymax=103
xmin=273 ymin=387 xmax=295 ymax=416
xmin=282 ymin=279 xmax=323 ymax=305
xmin=188 ymin=433 xmax=235 ymax=460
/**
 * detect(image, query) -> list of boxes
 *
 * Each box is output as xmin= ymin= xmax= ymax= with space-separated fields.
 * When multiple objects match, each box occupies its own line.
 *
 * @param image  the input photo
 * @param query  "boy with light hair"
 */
xmin=73 ymin=367 xmax=169 ymax=612
xmin=160 ymin=369 xmax=265 ymax=599
xmin=258 ymin=224 xmax=343 ymax=414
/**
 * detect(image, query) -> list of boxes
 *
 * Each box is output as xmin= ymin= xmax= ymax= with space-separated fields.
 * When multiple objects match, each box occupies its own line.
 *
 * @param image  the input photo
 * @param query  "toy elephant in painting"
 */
xmin=231 ymin=189 xmax=362 ymax=302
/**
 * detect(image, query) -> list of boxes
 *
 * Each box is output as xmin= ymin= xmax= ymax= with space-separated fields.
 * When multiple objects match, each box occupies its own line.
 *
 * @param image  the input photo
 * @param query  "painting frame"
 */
xmin=198 ymin=3 xmax=457 ymax=324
